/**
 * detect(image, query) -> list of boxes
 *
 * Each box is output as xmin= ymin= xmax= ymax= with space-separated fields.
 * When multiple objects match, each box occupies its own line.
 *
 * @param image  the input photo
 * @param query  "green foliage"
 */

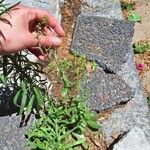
xmin=25 ymin=52 xmax=100 ymax=150
xmin=121 ymin=1 xmax=136 ymax=11
xmin=120 ymin=1 xmax=142 ymax=23
xmin=128 ymin=11 xmax=142 ymax=23
xmin=26 ymin=92 xmax=100 ymax=150
xmin=0 ymin=0 xmax=20 ymax=16
xmin=0 ymin=52 xmax=48 ymax=117
xmin=147 ymin=96 xmax=150 ymax=106
xmin=133 ymin=42 xmax=150 ymax=54
xmin=0 ymin=2 xmax=101 ymax=149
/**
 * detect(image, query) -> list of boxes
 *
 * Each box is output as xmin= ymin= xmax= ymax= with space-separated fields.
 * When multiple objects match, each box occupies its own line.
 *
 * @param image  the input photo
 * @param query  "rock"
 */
xmin=112 ymin=127 xmax=150 ymax=150
xmin=81 ymin=0 xmax=124 ymax=20
xmin=86 ymin=67 xmax=134 ymax=112
xmin=71 ymin=14 xmax=134 ymax=73
xmin=102 ymin=51 xmax=150 ymax=145
xmin=0 ymin=115 xmax=35 ymax=150
xmin=71 ymin=0 xmax=150 ymax=147
xmin=5 ymin=0 xmax=63 ymax=21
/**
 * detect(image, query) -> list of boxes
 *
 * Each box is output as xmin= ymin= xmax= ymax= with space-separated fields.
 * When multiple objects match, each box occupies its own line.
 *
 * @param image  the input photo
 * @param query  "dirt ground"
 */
xmin=133 ymin=0 xmax=150 ymax=96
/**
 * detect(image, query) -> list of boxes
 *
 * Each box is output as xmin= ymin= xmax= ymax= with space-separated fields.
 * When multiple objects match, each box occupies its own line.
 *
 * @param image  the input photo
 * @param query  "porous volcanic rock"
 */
xmin=71 ymin=14 xmax=134 ymax=73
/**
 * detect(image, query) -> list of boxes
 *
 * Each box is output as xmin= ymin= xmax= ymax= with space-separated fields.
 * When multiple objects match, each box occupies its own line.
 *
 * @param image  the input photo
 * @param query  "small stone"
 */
xmin=112 ymin=127 xmax=150 ymax=150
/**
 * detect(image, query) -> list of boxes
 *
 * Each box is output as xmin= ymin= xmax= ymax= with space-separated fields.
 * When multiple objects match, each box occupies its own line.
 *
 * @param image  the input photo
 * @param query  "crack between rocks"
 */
xmin=106 ymin=131 xmax=128 ymax=150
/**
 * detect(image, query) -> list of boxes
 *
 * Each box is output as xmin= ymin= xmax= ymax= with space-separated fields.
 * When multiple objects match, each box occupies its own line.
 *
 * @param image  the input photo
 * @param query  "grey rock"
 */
xmin=71 ymin=14 xmax=134 ymax=73
xmin=0 ymin=114 xmax=35 ymax=150
xmin=81 ymin=0 xmax=124 ymax=20
xmin=112 ymin=127 xmax=150 ymax=150
xmin=5 ymin=0 xmax=63 ymax=21
xmin=101 ymin=49 xmax=150 ymax=145
xmin=86 ymin=67 xmax=134 ymax=112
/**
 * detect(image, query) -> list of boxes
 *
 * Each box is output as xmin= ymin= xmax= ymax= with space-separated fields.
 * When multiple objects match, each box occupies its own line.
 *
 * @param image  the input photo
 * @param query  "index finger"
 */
xmin=30 ymin=8 xmax=65 ymax=37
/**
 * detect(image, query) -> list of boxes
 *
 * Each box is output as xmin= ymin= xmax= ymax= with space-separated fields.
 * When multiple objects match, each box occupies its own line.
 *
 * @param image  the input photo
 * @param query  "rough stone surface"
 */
xmin=71 ymin=0 xmax=150 ymax=147
xmin=101 ymin=49 xmax=150 ymax=145
xmin=71 ymin=14 xmax=134 ymax=73
xmin=81 ymin=0 xmax=124 ymax=20
xmin=5 ymin=0 xmax=63 ymax=21
xmin=112 ymin=127 xmax=150 ymax=150
xmin=0 ymin=115 xmax=35 ymax=150
xmin=86 ymin=67 xmax=134 ymax=112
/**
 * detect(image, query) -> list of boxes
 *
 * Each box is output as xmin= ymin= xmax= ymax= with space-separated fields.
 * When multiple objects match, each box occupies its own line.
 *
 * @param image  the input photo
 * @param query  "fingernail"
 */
xmin=53 ymin=38 xmax=62 ymax=47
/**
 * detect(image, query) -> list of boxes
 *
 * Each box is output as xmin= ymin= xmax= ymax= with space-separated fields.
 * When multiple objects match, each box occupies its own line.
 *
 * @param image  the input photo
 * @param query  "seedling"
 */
xmin=147 ymin=96 xmax=150 ymax=106
xmin=128 ymin=11 xmax=142 ymax=23
xmin=133 ymin=42 xmax=150 ymax=54
xmin=120 ymin=0 xmax=142 ymax=22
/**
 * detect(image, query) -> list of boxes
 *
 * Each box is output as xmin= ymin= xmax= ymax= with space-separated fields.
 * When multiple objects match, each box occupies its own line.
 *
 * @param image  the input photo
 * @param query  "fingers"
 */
xmin=38 ymin=35 xmax=62 ymax=48
xmin=30 ymin=8 xmax=65 ymax=37
xmin=29 ymin=47 xmax=48 ymax=61
xmin=26 ymin=33 xmax=62 ymax=60
xmin=27 ymin=32 xmax=62 ymax=48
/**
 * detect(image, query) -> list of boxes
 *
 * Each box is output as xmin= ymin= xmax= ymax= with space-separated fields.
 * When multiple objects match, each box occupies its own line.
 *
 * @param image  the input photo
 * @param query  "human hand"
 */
xmin=0 ymin=5 xmax=65 ymax=61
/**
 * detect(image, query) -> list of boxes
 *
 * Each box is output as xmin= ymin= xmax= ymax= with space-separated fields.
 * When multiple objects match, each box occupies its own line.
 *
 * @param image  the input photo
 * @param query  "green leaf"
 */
xmin=34 ymin=87 xmax=45 ymax=109
xmin=66 ymin=136 xmax=86 ymax=148
xmin=13 ymin=90 xmax=21 ymax=106
xmin=26 ymin=95 xmax=35 ymax=114
xmin=128 ymin=12 xmax=142 ymax=22
xmin=133 ymin=43 xmax=150 ymax=54
xmin=19 ymin=81 xmax=27 ymax=114
xmin=62 ymin=73 xmax=72 ymax=88
xmin=61 ymin=87 xmax=70 ymax=97
xmin=0 ymin=75 xmax=7 ymax=87
xmin=147 ymin=96 xmax=150 ymax=106
xmin=86 ymin=120 xmax=101 ymax=130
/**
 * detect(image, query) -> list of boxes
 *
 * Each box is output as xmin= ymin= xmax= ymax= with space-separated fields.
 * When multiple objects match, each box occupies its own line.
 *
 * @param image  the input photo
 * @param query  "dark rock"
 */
xmin=86 ymin=67 xmax=134 ymax=112
xmin=71 ymin=14 xmax=134 ymax=73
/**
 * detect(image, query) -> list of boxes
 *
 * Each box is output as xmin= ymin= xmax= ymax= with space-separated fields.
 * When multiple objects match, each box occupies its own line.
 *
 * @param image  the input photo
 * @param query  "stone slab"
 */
xmin=101 ymin=50 xmax=150 ymax=145
xmin=82 ymin=0 xmax=124 ymax=20
xmin=112 ymin=127 xmax=150 ymax=150
xmin=86 ymin=67 xmax=134 ymax=112
xmin=0 ymin=115 xmax=34 ymax=150
xmin=71 ymin=14 xmax=134 ymax=73
xmin=5 ymin=0 xmax=62 ymax=20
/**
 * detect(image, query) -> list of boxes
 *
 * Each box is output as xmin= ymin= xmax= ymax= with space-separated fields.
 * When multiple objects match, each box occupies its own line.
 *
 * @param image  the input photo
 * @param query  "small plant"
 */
xmin=147 ymin=96 xmax=150 ymax=106
xmin=133 ymin=42 xmax=150 ymax=54
xmin=128 ymin=11 xmax=142 ymax=23
xmin=0 ymin=2 xmax=101 ymax=149
xmin=25 ymin=51 xmax=101 ymax=149
xmin=120 ymin=0 xmax=142 ymax=23
xmin=121 ymin=0 xmax=136 ymax=11
xmin=26 ymin=89 xmax=100 ymax=150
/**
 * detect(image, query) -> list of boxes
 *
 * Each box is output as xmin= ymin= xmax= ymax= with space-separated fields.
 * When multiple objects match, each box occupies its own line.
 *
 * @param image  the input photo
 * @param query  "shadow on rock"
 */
xmin=0 ymin=87 xmax=19 ymax=116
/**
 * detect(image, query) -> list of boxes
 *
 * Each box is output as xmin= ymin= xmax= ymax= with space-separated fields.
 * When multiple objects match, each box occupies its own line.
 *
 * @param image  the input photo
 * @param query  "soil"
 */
xmin=121 ymin=0 xmax=150 ymax=97
xmin=46 ymin=0 xmax=107 ymax=149
xmin=133 ymin=0 xmax=150 ymax=97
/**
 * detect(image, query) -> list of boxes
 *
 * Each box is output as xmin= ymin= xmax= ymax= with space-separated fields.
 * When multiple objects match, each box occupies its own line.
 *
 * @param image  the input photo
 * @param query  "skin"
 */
xmin=0 ymin=5 xmax=65 ymax=61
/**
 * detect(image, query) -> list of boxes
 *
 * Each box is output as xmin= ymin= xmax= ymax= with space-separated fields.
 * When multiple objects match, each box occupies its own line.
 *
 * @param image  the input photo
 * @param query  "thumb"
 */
xmin=26 ymin=32 xmax=62 ymax=48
